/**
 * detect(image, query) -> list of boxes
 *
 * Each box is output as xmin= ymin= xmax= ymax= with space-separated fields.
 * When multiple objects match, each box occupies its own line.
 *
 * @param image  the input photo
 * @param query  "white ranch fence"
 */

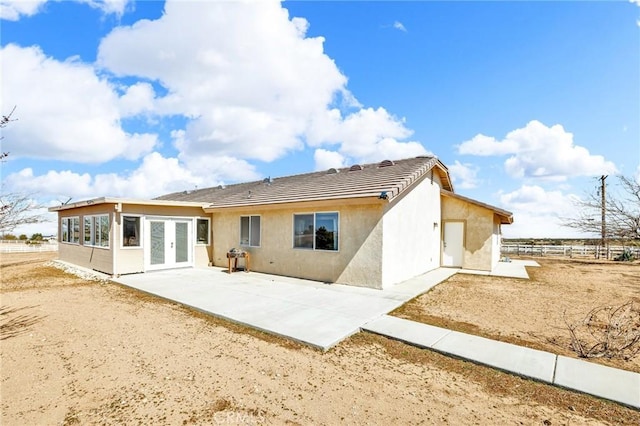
xmin=0 ymin=241 xmax=59 ymax=253
xmin=501 ymin=244 xmax=640 ymax=260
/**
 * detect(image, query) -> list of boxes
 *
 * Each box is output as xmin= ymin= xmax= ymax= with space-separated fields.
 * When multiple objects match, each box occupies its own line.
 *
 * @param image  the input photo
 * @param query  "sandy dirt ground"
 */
xmin=394 ymin=257 xmax=640 ymax=373
xmin=2 ymin=253 xmax=639 ymax=425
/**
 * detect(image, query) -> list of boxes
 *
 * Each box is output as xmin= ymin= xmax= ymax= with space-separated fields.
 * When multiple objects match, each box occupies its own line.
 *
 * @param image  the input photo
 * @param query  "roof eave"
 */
xmin=203 ymin=193 xmax=389 ymax=212
xmin=48 ymin=197 xmax=209 ymax=212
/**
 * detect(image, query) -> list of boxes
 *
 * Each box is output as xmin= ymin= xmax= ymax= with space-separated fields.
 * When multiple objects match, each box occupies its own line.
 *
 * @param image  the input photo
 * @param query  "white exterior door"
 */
xmin=145 ymin=218 xmax=192 ymax=270
xmin=442 ymin=221 xmax=464 ymax=267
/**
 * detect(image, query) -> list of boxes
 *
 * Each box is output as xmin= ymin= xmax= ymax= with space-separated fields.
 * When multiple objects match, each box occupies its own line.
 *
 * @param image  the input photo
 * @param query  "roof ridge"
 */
xmin=155 ymin=156 xmax=447 ymax=206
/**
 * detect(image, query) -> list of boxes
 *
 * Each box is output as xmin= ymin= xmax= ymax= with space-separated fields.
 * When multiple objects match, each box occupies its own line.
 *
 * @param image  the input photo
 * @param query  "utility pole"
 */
xmin=600 ymin=175 xmax=607 ymax=259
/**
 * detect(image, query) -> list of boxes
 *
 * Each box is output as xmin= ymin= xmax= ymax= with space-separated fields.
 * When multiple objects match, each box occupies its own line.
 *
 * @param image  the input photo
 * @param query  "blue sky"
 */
xmin=1 ymin=0 xmax=638 ymax=238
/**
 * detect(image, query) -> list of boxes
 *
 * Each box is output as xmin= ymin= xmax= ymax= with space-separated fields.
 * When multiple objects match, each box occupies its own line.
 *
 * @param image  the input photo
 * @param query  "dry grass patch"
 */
xmin=1 ymin=252 xmax=88 ymax=291
xmin=351 ymin=332 xmax=640 ymax=425
xmin=0 ymin=305 xmax=45 ymax=340
xmin=392 ymin=257 xmax=640 ymax=372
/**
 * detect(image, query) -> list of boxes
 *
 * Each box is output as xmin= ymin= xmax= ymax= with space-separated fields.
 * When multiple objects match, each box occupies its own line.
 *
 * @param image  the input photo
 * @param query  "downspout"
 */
xmin=113 ymin=203 xmax=121 ymax=277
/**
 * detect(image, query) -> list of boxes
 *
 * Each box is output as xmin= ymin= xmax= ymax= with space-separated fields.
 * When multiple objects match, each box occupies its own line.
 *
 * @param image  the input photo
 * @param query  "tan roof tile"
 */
xmin=156 ymin=156 xmax=453 ymax=209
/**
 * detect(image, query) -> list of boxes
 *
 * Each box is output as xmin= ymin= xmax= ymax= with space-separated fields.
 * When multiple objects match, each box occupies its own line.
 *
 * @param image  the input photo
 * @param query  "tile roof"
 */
xmin=155 ymin=156 xmax=453 ymax=209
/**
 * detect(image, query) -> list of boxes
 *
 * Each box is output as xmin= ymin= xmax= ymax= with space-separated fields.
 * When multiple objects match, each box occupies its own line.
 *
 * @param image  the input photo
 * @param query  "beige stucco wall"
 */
xmin=210 ymin=200 xmax=385 ymax=288
xmin=381 ymin=173 xmax=442 ymax=287
xmin=441 ymin=196 xmax=496 ymax=271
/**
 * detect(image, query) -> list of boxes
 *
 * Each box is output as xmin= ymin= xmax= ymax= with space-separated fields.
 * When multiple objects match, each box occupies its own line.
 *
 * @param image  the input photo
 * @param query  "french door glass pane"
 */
xmin=175 ymin=222 xmax=188 ymax=263
xmin=150 ymin=221 xmax=165 ymax=265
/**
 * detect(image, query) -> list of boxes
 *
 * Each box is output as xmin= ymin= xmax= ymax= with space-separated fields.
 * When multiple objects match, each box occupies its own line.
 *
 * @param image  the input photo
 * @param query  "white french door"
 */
xmin=145 ymin=218 xmax=192 ymax=270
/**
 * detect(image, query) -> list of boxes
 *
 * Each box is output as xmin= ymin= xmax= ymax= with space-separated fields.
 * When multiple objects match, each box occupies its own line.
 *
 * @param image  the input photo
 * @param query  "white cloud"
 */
xmin=393 ymin=21 xmax=407 ymax=32
xmin=0 ymin=0 xmax=130 ymax=21
xmin=457 ymin=133 xmax=518 ymax=156
xmin=0 ymin=44 xmax=157 ymax=163
xmin=3 ymin=151 xmax=262 ymax=206
xmin=3 ymin=0 xmax=429 ymax=225
xmin=308 ymin=107 xmax=429 ymax=163
xmin=11 ymin=210 xmax=59 ymax=237
xmin=84 ymin=0 xmax=129 ymax=16
xmin=98 ymin=0 xmax=346 ymax=164
xmin=499 ymin=185 xmax=574 ymax=215
xmin=457 ymin=120 xmax=617 ymax=181
xmin=498 ymin=184 xmax=588 ymax=238
xmin=0 ymin=0 xmax=47 ymax=20
xmin=314 ymin=149 xmax=346 ymax=171
xmin=118 ymin=82 xmax=156 ymax=117
xmin=448 ymin=161 xmax=479 ymax=189
xmin=4 ymin=153 xmax=199 ymax=201
xmin=97 ymin=0 xmax=424 ymax=168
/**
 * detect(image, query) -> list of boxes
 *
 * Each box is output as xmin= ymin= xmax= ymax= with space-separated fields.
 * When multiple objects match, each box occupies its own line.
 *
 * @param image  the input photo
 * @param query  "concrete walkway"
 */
xmin=113 ymin=266 xmax=458 ymax=350
xmin=363 ymin=315 xmax=640 ymax=409
xmin=458 ymin=258 xmax=540 ymax=279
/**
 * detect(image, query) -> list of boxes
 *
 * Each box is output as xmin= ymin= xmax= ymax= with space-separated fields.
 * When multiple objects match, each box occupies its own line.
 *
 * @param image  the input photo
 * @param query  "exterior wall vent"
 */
xmin=349 ymin=164 xmax=363 ymax=171
xmin=327 ymin=168 xmax=339 ymax=174
xmin=378 ymin=160 xmax=395 ymax=167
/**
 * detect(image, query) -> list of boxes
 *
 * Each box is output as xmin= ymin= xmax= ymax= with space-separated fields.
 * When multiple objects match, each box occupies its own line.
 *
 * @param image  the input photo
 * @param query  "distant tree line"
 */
xmin=1 ymin=233 xmax=48 ymax=242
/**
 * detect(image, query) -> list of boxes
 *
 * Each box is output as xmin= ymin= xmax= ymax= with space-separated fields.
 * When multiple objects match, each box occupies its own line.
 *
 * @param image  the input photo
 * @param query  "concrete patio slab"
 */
xmin=554 ymin=355 xmax=640 ymax=409
xmin=112 ymin=266 xmax=455 ymax=350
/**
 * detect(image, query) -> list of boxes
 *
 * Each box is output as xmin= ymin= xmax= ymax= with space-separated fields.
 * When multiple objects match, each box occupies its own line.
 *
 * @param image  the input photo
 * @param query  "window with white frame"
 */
xmin=84 ymin=214 xmax=110 ymax=248
xmin=196 ymin=218 xmax=210 ymax=245
xmin=122 ymin=216 xmax=141 ymax=247
xmin=240 ymin=215 xmax=260 ymax=247
xmin=293 ymin=212 xmax=339 ymax=251
xmin=61 ymin=217 xmax=80 ymax=244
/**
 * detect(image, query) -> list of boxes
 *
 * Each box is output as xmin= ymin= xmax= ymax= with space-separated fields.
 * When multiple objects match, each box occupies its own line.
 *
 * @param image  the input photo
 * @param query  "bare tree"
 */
xmin=0 ymin=106 xmax=46 ymax=234
xmin=0 ymin=193 xmax=45 ymax=235
xmin=0 ymin=106 xmax=17 ymax=160
xmin=563 ymin=175 xmax=640 ymax=242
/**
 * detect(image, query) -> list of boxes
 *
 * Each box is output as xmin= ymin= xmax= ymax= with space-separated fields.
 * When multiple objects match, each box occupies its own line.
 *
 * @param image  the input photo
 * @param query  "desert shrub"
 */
xmin=614 ymin=249 xmax=635 ymax=262
xmin=564 ymin=300 xmax=640 ymax=361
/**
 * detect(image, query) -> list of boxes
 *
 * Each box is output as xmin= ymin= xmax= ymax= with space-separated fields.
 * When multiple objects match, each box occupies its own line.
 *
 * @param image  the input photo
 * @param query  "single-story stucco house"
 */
xmin=49 ymin=156 xmax=513 ymax=289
